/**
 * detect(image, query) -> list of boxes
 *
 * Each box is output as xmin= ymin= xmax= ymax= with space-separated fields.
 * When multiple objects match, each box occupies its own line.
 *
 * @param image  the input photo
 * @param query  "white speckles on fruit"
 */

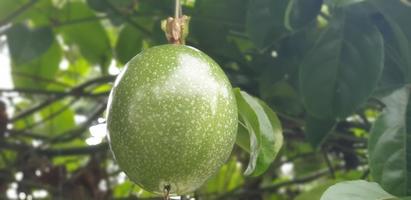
xmin=106 ymin=44 xmax=237 ymax=195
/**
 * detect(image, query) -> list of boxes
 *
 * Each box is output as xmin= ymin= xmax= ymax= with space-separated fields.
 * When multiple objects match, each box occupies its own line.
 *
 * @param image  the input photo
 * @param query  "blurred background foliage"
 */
xmin=0 ymin=0 xmax=410 ymax=199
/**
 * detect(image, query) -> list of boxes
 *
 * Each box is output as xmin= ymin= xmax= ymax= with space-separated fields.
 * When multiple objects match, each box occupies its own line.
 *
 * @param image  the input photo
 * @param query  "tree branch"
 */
xmin=0 ymin=140 xmax=108 ymax=157
xmin=8 ymin=129 xmax=51 ymax=140
xmin=40 ymin=143 xmax=108 ymax=157
xmin=8 ymin=102 xmax=106 ymax=142
xmin=0 ymin=88 xmax=110 ymax=97
xmin=9 ymin=75 xmax=114 ymax=122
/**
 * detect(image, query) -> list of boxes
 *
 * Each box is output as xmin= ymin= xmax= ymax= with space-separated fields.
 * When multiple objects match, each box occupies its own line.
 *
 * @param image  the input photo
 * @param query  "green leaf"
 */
xmin=370 ymin=0 xmax=411 ymax=97
xmin=57 ymin=2 xmax=111 ymax=74
xmin=371 ymin=0 xmax=411 ymax=44
xmin=0 ymin=0 xmax=53 ymax=25
xmin=320 ymin=180 xmax=397 ymax=200
xmin=86 ymin=0 xmax=138 ymax=26
xmin=12 ymin=100 xmax=75 ymax=138
xmin=115 ymin=25 xmax=143 ymax=65
xmin=295 ymin=180 xmax=337 ymax=200
xmin=37 ymin=101 xmax=75 ymax=136
xmin=190 ymin=0 xmax=247 ymax=60
xmin=305 ymin=115 xmax=336 ymax=149
xmin=0 ymin=0 xmax=24 ymax=20
xmin=369 ymin=86 xmax=411 ymax=196
xmin=234 ymin=88 xmax=283 ymax=176
xmin=267 ymin=81 xmax=304 ymax=115
xmin=372 ymin=12 xmax=411 ymax=96
xmin=202 ymin=158 xmax=244 ymax=194
xmin=236 ymin=119 xmax=251 ymax=153
xmin=87 ymin=0 xmax=136 ymax=13
xmin=6 ymin=24 xmax=54 ymax=65
xmin=17 ymin=0 xmax=57 ymax=26
xmin=246 ymin=0 xmax=289 ymax=49
xmin=11 ymin=40 xmax=62 ymax=89
xmin=284 ymin=0 xmax=323 ymax=31
xmin=193 ymin=0 xmax=246 ymax=29
xmin=53 ymin=155 xmax=86 ymax=172
xmin=299 ymin=7 xmax=384 ymax=118
xmin=293 ymin=153 xmax=325 ymax=176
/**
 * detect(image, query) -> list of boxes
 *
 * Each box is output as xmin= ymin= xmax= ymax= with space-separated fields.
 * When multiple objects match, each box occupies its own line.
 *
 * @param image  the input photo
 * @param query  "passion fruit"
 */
xmin=106 ymin=44 xmax=238 ymax=195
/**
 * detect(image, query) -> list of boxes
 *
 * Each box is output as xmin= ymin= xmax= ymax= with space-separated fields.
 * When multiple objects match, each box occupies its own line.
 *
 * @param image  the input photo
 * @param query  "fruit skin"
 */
xmin=106 ymin=44 xmax=238 ymax=195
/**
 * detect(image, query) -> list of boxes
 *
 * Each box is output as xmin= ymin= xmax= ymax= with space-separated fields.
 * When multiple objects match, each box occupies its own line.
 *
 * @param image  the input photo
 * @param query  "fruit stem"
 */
xmin=161 ymin=0 xmax=190 ymax=45
xmin=175 ymin=0 xmax=181 ymax=19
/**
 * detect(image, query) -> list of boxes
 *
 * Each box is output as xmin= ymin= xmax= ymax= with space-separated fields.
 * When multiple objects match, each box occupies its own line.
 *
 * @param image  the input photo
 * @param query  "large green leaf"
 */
xmin=299 ymin=7 xmax=384 ymax=118
xmin=234 ymin=88 xmax=283 ymax=176
xmin=305 ymin=114 xmax=336 ymax=148
xmin=371 ymin=0 xmax=411 ymax=43
xmin=246 ymin=0 xmax=289 ymax=49
xmin=284 ymin=0 xmax=323 ymax=31
xmin=369 ymin=86 xmax=411 ymax=196
xmin=6 ymin=24 xmax=54 ymax=65
xmin=115 ymin=25 xmax=143 ymax=65
xmin=11 ymin=41 xmax=62 ymax=89
xmin=57 ymin=2 xmax=111 ymax=74
xmin=372 ymin=11 xmax=411 ymax=95
xmin=320 ymin=180 xmax=397 ymax=200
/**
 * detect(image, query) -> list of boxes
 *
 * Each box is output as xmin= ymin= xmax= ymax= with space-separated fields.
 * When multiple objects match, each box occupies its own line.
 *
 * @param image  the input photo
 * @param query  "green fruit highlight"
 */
xmin=106 ymin=44 xmax=238 ymax=195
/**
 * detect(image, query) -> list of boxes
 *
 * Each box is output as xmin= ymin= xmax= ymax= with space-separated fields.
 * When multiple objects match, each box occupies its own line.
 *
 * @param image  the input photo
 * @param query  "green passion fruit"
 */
xmin=106 ymin=44 xmax=238 ymax=195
